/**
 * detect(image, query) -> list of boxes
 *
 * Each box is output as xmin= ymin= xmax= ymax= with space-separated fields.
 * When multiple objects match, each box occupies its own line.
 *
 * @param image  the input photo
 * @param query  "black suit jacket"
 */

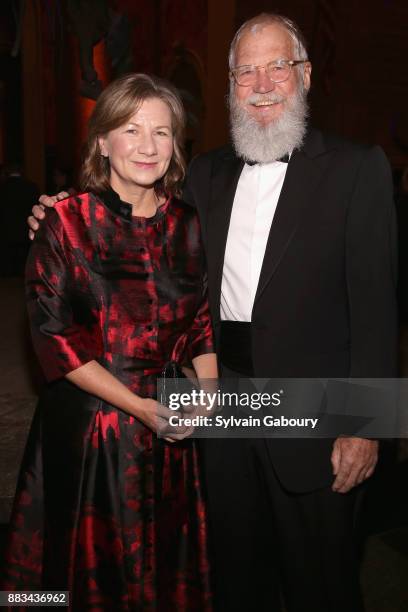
xmin=183 ymin=128 xmax=398 ymax=492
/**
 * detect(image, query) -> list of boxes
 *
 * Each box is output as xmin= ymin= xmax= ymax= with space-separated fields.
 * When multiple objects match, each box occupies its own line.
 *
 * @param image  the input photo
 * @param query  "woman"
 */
xmin=3 ymin=74 xmax=217 ymax=611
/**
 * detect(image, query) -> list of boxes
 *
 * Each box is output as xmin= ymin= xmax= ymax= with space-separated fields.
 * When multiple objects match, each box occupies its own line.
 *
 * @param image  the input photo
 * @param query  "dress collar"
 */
xmin=98 ymin=187 xmax=170 ymax=223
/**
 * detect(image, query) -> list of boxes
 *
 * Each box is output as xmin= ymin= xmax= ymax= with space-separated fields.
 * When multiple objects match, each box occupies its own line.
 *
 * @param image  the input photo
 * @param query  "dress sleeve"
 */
xmin=25 ymin=215 xmax=102 ymax=382
xmin=183 ymin=206 xmax=215 ymax=361
xmin=186 ymin=271 xmax=215 ymax=361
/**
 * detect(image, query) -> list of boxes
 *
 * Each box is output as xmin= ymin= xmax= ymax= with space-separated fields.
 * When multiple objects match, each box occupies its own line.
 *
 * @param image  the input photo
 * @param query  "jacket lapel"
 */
xmin=253 ymin=129 xmax=335 ymax=305
xmin=206 ymin=150 xmax=244 ymax=324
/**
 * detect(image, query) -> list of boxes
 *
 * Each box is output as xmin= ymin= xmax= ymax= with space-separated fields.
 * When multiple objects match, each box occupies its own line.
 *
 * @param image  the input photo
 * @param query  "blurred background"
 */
xmin=1 ymin=0 xmax=408 ymax=191
xmin=0 ymin=1 xmax=408 ymax=610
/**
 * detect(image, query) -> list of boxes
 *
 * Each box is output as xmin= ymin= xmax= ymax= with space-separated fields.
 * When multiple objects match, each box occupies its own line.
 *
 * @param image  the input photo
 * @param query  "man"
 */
xmin=182 ymin=13 xmax=396 ymax=612
xmin=30 ymin=13 xmax=397 ymax=612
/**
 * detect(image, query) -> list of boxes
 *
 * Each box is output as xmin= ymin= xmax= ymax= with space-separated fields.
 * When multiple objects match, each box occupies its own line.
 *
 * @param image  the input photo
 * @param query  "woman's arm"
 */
xmin=27 ymin=212 xmax=186 ymax=441
xmin=66 ymin=360 xmax=187 ymax=439
xmin=191 ymin=353 xmax=219 ymax=417
xmin=192 ymin=352 xmax=218 ymax=381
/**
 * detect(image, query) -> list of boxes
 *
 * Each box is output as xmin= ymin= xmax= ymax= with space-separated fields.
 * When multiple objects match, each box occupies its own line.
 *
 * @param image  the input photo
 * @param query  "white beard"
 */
xmin=229 ymin=84 xmax=309 ymax=163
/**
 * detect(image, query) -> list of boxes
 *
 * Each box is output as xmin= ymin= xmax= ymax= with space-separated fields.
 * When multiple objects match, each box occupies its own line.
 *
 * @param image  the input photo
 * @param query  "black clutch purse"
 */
xmin=159 ymin=360 xmax=187 ymax=408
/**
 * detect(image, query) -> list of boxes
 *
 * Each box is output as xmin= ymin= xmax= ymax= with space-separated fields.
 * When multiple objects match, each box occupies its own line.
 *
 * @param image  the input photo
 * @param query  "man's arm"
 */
xmin=331 ymin=146 xmax=397 ymax=493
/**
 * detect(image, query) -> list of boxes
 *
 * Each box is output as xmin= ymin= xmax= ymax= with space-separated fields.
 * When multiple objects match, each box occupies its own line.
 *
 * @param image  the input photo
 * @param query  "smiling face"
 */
xmin=232 ymin=22 xmax=311 ymax=126
xmin=98 ymin=97 xmax=174 ymax=196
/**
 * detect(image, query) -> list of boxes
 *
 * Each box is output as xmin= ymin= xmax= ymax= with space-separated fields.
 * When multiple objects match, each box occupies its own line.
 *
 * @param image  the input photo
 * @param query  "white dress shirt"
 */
xmin=220 ymin=160 xmax=289 ymax=321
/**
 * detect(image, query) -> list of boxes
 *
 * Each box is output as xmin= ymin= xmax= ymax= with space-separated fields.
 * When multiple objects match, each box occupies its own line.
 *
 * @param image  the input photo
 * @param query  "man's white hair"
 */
xmin=228 ymin=13 xmax=308 ymax=69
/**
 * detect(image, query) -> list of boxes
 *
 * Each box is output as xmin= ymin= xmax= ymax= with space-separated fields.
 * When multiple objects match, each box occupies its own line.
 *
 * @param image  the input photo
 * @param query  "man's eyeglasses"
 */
xmin=230 ymin=59 xmax=308 ymax=87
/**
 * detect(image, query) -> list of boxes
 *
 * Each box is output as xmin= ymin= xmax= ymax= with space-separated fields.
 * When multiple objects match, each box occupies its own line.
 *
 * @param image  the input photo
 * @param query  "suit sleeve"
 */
xmin=25 ymin=217 xmax=103 ymax=382
xmin=346 ymin=145 xmax=398 ymax=377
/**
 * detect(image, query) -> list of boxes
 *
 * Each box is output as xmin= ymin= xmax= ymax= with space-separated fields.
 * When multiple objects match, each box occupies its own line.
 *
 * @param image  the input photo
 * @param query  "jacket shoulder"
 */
xmin=306 ymin=128 xmax=390 ymax=179
xmin=43 ymin=193 xmax=94 ymax=235
xmin=312 ymin=127 xmax=384 ymax=157
xmin=170 ymin=195 xmax=202 ymax=221
xmin=171 ymin=195 xmax=196 ymax=212
xmin=53 ymin=192 xmax=91 ymax=213
xmin=188 ymin=144 xmax=235 ymax=172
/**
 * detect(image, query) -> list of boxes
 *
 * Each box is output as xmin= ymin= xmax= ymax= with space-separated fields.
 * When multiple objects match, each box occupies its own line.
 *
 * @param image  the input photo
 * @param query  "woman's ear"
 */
xmin=98 ymin=136 xmax=108 ymax=158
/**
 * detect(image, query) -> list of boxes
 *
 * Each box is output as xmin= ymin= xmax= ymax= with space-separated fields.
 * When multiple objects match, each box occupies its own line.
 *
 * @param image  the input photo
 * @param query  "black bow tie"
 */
xmin=246 ymin=153 xmax=290 ymax=165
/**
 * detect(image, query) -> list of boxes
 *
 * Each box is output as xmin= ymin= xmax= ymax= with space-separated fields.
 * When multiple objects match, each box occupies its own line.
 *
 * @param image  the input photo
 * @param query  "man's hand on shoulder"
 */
xmin=331 ymin=437 xmax=378 ymax=493
xmin=28 ymin=191 xmax=69 ymax=240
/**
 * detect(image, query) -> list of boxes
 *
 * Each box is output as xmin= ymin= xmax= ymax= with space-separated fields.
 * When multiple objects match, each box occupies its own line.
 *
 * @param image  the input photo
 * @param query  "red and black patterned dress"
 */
xmin=3 ymin=189 xmax=214 ymax=611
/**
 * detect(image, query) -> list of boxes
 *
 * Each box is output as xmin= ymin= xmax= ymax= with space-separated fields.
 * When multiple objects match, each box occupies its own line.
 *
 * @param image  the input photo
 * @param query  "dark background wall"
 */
xmin=0 ymin=0 xmax=407 ymax=191
xmin=236 ymin=0 xmax=408 ymax=168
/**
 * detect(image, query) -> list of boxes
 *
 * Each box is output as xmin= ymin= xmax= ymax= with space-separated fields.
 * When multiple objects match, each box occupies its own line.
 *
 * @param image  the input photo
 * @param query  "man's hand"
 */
xmin=331 ymin=437 xmax=378 ymax=493
xmin=28 ymin=192 xmax=69 ymax=240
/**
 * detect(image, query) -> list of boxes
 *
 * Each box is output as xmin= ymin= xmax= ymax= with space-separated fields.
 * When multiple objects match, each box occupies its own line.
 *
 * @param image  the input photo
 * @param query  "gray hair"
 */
xmin=228 ymin=13 xmax=308 ymax=69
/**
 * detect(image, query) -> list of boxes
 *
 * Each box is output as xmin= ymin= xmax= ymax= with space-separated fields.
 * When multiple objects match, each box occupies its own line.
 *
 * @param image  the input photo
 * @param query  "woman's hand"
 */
xmin=65 ymin=361 xmax=193 ymax=443
xmin=137 ymin=398 xmax=194 ymax=442
xmin=28 ymin=192 xmax=69 ymax=239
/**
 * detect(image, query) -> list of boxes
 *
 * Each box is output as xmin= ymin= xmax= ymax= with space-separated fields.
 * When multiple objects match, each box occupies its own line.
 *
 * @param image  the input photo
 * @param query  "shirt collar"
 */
xmin=246 ymin=152 xmax=291 ymax=166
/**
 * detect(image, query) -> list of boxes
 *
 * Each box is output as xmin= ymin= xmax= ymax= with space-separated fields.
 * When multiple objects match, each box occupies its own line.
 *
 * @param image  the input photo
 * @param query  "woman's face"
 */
xmin=99 ymin=97 xmax=174 ymax=192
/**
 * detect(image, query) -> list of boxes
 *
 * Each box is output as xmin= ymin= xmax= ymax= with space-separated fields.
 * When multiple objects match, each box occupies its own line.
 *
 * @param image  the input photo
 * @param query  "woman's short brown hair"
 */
xmin=80 ymin=73 xmax=186 ymax=197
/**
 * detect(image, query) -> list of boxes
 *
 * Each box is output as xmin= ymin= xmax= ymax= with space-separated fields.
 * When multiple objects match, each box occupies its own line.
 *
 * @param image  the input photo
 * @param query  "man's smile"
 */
xmin=252 ymin=100 xmax=280 ymax=106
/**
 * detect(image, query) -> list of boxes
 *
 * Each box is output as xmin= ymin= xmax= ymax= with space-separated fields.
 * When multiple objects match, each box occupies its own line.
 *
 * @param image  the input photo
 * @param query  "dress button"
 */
xmin=147 ymin=325 xmax=153 ymax=331
xmin=139 ymin=247 xmax=146 ymax=253
xmin=148 ymin=299 xmax=153 ymax=305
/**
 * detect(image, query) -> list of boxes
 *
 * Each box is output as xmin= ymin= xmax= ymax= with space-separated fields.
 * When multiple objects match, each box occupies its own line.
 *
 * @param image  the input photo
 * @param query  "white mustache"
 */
xmin=246 ymin=94 xmax=286 ymax=105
